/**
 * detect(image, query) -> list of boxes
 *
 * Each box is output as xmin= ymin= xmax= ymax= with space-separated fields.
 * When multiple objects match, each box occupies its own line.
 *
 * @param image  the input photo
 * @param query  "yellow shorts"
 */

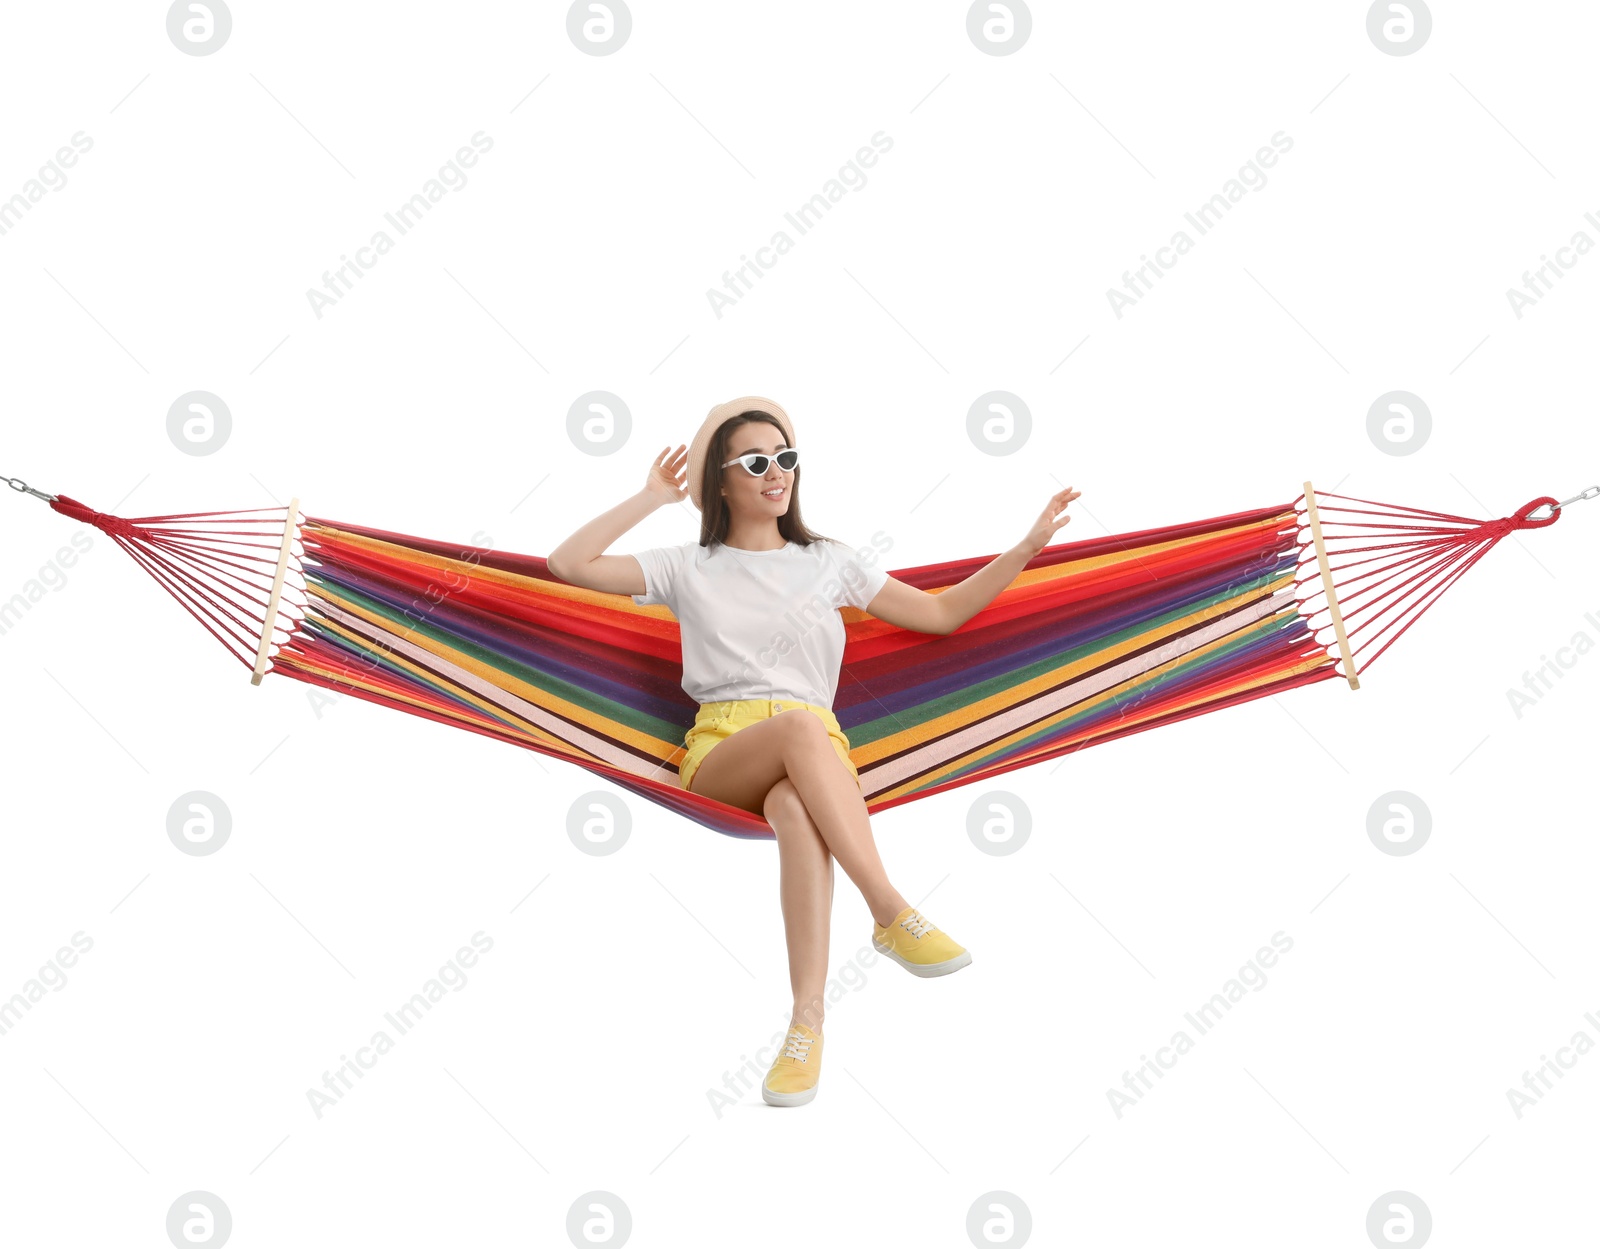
xmin=680 ymin=698 xmax=860 ymax=792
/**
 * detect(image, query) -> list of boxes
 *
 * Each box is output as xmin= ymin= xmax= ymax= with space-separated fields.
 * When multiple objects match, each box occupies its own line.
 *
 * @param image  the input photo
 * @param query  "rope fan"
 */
xmin=8 ymin=474 xmax=1594 ymax=840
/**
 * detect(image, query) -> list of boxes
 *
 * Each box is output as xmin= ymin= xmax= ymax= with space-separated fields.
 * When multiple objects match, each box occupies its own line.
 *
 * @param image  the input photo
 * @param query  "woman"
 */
xmin=547 ymin=396 xmax=1079 ymax=1107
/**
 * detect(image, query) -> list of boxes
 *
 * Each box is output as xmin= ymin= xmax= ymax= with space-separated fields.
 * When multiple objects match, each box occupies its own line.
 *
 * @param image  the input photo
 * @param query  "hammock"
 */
xmin=14 ymin=477 xmax=1589 ymax=840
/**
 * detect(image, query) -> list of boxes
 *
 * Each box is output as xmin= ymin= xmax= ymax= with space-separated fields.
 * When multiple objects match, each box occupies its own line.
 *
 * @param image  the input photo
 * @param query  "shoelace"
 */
xmin=899 ymin=910 xmax=934 ymax=940
xmin=780 ymin=1029 xmax=815 ymax=1062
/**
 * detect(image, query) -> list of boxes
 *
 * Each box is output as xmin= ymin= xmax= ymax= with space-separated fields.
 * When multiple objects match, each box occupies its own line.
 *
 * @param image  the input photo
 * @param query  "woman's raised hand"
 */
xmin=644 ymin=444 xmax=689 ymax=506
xmin=1017 ymin=486 xmax=1082 ymax=560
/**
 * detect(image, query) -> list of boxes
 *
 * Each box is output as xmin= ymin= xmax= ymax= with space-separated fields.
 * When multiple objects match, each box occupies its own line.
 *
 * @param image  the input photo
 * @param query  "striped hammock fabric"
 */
xmin=40 ymin=484 xmax=1566 ymax=840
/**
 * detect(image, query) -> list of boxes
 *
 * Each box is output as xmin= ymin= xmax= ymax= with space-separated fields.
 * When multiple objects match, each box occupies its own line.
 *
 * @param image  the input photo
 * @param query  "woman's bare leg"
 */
xmin=762 ymin=777 xmax=833 ymax=1034
xmin=688 ymin=712 xmax=911 ymax=928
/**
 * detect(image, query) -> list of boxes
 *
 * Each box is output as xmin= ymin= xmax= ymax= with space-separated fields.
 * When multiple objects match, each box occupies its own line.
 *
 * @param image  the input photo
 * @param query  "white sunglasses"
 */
xmin=721 ymin=448 xmax=799 ymax=476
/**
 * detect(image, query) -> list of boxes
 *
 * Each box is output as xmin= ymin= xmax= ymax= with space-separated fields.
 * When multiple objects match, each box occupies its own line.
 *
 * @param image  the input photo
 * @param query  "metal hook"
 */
xmin=1525 ymin=485 xmax=1599 ymax=523
xmin=3 ymin=476 xmax=57 ymax=503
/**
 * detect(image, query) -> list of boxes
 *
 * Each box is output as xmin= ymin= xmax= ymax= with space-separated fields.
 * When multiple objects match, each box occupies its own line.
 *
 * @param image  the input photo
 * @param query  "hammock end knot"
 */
xmin=48 ymin=494 xmax=142 ymax=540
xmin=1510 ymin=496 xmax=1561 ymax=529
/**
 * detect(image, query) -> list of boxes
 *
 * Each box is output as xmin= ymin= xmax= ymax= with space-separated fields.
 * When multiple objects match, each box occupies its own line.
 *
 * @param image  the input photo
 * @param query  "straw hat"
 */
xmin=685 ymin=396 xmax=796 ymax=512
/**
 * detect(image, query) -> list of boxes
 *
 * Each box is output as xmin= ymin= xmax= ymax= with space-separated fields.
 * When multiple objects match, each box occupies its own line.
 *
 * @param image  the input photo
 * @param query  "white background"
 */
xmin=2 ymin=2 xmax=1597 ymax=1246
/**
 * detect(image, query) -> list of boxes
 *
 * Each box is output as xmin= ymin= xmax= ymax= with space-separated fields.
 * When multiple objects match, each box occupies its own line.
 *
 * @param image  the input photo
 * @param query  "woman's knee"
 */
xmin=775 ymin=708 xmax=833 ymax=757
xmin=763 ymin=775 xmax=803 ymax=822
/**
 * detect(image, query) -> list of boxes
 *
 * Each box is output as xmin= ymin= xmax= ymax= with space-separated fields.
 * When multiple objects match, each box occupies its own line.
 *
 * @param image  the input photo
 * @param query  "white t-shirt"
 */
xmin=629 ymin=537 xmax=891 ymax=708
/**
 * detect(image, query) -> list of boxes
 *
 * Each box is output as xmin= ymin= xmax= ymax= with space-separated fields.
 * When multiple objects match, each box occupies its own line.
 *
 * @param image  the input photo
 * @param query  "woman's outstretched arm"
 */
xmin=546 ymin=444 xmax=687 ymax=594
xmin=866 ymin=485 xmax=1080 ymax=635
xmin=933 ymin=485 xmax=1080 ymax=634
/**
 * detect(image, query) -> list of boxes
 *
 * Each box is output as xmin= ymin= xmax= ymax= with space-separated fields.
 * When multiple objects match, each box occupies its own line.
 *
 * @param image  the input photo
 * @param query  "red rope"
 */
xmin=1292 ymin=492 xmax=1560 ymax=674
xmin=47 ymin=494 xmax=305 ymax=668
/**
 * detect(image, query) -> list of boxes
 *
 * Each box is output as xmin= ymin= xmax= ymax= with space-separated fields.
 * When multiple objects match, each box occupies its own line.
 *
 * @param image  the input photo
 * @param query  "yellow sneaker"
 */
xmin=762 ymin=1022 xmax=824 ymax=1107
xmin=872 ymin=905 xmax=972 ymax=977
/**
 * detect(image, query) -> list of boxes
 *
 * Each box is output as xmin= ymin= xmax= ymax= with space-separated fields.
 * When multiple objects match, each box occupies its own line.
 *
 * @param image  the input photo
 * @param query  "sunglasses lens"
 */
xmin=734 ymin=449 xmax=796 ymax=474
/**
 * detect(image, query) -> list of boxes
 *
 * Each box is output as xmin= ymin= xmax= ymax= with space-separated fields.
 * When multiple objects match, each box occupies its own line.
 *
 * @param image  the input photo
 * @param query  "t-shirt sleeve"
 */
xmin=827 ymin=539 xmax=890 ymax=611
xmin=629 ymin=543 xmax=691 ymax=609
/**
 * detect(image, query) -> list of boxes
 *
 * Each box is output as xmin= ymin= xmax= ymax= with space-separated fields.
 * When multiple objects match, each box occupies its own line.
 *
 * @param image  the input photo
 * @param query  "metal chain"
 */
xmin=1525 ymin=485 xmax=1599 ymax=523
xmin=3 ymin=475 xmax=57 ymax=502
